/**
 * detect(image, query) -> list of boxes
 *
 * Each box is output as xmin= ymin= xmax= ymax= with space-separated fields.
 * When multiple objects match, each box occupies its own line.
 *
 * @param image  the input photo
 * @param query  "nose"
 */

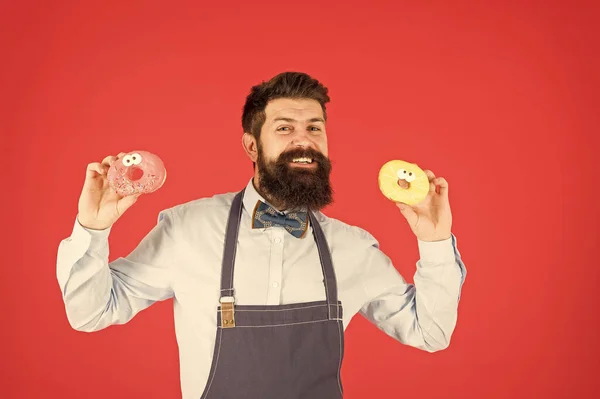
xmin=290 ymin=129 xmax=316 ymax=149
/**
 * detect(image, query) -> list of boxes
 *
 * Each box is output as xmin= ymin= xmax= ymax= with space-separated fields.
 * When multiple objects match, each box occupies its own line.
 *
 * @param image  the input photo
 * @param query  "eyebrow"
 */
xmin=272 ymin=117 xmax=325 ymax=124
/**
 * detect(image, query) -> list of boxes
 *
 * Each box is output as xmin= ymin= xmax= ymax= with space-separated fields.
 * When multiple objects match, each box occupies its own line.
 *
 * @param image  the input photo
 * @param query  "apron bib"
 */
xmin=200 ymin=189 xmax=345 ymax=399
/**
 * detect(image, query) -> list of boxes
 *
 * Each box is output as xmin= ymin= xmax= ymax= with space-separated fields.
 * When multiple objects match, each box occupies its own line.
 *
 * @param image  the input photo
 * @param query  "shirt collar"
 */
xmin=241 ymin=178 xmax=267 ymax=216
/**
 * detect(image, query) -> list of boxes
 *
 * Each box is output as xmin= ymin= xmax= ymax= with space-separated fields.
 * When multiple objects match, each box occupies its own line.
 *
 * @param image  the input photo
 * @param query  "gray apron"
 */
xmin=200 ymin=189 xmax=345 ymax=399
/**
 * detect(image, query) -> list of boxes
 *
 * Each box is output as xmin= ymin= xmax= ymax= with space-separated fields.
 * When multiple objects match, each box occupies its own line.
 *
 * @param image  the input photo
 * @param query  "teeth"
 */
xmin=292 ymin=157 xmax=313 ymax=163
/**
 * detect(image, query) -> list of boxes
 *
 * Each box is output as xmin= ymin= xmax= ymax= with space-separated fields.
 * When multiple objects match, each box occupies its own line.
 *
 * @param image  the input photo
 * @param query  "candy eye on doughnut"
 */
xmin=378 ymin=160 xmax=429 ymax=205
xmin=122 ymin=155 xmax=134 ymax=167
xmin=131 ymin=153 xmax=142 ymax=165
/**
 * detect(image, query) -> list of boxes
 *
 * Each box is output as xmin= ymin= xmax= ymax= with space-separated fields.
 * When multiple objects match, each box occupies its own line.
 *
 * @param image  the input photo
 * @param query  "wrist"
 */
xmin=76 ymin=214 xmax=112 ymax=231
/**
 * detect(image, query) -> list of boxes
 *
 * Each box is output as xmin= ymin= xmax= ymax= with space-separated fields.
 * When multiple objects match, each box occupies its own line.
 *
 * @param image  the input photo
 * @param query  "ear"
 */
xmin=242 ymin=133 xmax=258 ymax=163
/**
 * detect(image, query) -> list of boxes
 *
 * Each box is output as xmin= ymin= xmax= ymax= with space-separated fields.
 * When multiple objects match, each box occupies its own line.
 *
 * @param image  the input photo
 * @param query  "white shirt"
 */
xmin=56 ymin=177 xmax=467 ymax=399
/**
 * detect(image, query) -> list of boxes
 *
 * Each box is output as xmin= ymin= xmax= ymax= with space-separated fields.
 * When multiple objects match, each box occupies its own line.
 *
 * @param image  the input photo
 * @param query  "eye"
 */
xmin=396 ymin=169 xmax=408 ymax=179
xmin=131 ymin=153 xmax=142 ymax=165
xmin=122 ymin=155 xmax=134 ymax=167
xmin=277 ymin=126 xmax=291 ymax=132
xmin=406 ymin=171 xmax=416 ymax=182
xmin=309 ymin=126 xmax=321 ymax=131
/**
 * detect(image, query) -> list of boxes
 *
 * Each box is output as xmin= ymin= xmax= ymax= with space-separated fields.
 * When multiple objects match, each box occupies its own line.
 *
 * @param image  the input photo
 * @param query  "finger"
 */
xmin=424 ymin=169 xmax=436 ymax=181
xmin=117 ymin=192 xmax=142 ymax=215
xmin=86 ymin=162 xmax=105 ymax=178
xmin=434 ymin=177 xmax=449 ymax=196
xmin=396 ymin=202 xmax=418 ymax=226
xmin=101 ymin=155 xmax=118 ymax=167
xmin=101 ymin=153 xmax=127 ymax=168
xmin=423 ymin=169 xmax=436 ymax=193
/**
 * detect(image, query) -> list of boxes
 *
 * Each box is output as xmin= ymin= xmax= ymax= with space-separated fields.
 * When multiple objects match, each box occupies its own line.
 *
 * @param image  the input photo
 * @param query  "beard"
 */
xmin=256 ymin=144 xmax=333 ymax=212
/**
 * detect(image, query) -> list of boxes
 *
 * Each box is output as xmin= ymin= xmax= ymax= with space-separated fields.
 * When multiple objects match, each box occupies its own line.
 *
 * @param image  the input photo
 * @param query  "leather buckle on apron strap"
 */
xmin=220 ymin=296 xmax=236 ymax=328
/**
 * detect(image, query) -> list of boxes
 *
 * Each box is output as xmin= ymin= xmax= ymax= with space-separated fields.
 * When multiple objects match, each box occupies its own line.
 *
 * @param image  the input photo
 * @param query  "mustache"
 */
xmin=277 ymin=148 xmax=328 ymax=163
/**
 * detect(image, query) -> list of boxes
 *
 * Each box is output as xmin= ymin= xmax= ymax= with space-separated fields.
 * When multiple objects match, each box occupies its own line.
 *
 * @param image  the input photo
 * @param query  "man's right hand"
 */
xmin=77 ymin=153 xmax=142 ymax=230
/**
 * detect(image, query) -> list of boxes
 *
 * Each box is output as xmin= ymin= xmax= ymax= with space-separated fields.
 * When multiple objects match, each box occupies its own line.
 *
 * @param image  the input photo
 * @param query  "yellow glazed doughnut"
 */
xmin=378 ymin=160 xmax=430 ymax=205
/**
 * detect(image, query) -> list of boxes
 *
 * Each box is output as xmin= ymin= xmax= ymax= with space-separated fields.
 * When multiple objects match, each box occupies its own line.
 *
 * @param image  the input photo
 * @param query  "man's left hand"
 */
xmin=396 ymin=169 xmax=452 ymax=242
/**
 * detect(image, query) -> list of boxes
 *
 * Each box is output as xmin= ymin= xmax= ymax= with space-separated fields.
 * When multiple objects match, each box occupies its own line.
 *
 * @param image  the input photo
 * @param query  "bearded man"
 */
xmin=57 ymin=71 xmax=467 ymax=399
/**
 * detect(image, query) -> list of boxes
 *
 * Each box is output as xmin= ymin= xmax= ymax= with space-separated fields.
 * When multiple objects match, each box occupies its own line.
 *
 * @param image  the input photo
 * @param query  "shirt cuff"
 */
xmin=417 ymin=233 xmax=458 ymax=265
xmin=71 ymin=215 xmax=112 ymax=251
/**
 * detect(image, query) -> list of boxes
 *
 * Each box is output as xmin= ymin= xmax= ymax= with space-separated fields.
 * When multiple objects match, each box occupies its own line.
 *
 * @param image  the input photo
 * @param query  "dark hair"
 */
xmin=242 ymin=72 xmax=331 ymax=139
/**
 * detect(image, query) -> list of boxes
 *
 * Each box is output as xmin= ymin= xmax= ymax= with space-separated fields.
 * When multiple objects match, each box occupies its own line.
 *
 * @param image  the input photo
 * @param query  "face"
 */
xmin=245 ymin=97 xmax=333 ymax=211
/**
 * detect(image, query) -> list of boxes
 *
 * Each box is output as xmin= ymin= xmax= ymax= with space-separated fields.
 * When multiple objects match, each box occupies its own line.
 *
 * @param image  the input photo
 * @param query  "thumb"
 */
xmin=396 ymin=202 xmax=418 ymax=226
xmin=117 ymin=193 xmax=142 ymax=213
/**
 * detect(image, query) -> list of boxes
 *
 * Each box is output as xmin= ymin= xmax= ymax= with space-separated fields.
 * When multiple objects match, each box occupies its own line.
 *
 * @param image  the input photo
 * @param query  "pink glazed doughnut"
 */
xmin=107 ymin=151 xmax=167 ymax=196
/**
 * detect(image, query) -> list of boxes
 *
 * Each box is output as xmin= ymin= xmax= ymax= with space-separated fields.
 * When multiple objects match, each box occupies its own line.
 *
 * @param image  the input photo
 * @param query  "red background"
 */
xmin=2 ymin=1 xmax=599 ymax=398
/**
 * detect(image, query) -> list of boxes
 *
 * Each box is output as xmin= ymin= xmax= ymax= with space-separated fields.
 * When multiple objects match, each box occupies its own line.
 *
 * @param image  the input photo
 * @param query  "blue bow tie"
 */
xmin=252 ymin=201 xmax=309 ymax=238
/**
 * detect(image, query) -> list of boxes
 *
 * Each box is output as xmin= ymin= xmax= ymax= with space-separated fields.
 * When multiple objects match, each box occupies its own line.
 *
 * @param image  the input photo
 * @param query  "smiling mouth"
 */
xmin=290 ymin=157 xmax=314 ymax=165
xmin=289 ymin=160 xmax=317 ymax=168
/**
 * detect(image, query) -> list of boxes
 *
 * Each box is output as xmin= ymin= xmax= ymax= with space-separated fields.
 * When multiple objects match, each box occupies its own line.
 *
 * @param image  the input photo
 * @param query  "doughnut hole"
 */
xmin=127 ymin=166 xmax=144 ymax=181
xmin=397 ymin=179 xmax=410 ymax=189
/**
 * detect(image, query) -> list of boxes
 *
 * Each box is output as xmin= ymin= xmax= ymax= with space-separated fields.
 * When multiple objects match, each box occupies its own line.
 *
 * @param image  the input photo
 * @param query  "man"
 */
xmin=57 ymin=71 xmax=467 ymax=399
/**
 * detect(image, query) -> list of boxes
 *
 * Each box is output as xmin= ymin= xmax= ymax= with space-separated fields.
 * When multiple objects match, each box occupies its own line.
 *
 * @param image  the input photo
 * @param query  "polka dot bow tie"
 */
xmin=252 ymin=200 xmax=309 ymax=238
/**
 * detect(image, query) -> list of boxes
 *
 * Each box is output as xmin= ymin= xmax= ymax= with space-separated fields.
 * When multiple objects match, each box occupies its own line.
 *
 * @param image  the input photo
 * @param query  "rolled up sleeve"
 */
xmin=358 ymin=233 xmax=467 ymax=352
xmin=56 ymin=209 xmax=178 ymax=332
